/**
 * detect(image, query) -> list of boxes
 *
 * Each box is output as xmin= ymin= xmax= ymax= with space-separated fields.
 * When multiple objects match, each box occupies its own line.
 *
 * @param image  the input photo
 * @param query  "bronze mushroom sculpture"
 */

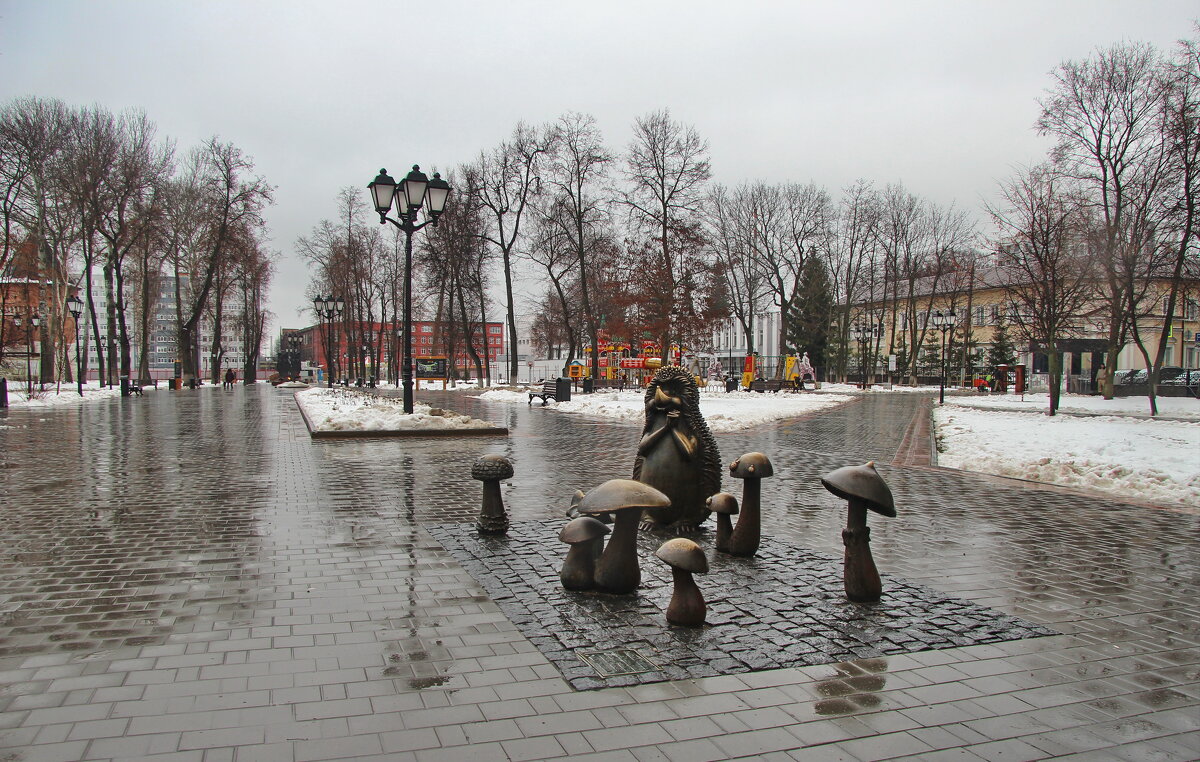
xmin=655 ymin=538 xmax=709 ymax=627
xmin=558 ymin=516 xmax=610 ymax=591
xmin=820 ymin=460 xmax=897 ymax=602
xmin=577 ymin=479 xmax=670 ymax=594
xmin=727 ymin=452 xmax=773 ymax=556
xmin=472 ymin=455 xmax=515 ymax=535
xmin=706 ymin=492 xmax=739 ymax=553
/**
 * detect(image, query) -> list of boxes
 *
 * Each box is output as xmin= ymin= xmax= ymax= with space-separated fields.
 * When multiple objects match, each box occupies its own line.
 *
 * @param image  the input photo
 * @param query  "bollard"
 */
xmin=0 ymin=377 xmax=7 ymax=408
xmin=821 ymin=461 xmax=897 ymax=603
xmin=473 ymin=455 xmax=515 ymax=535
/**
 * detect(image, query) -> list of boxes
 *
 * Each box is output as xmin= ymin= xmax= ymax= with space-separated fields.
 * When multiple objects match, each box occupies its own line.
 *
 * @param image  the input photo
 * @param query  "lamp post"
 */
xmin=30 ymin=312 xmax=41 ymax=391
xmin=13 ymin=312 xmax=37 ymax=395
xmin=313 ymin=295 xmax=344 ymax=387
xmin=369 ymin=166 xmax=451 ymax=414
xmin=67 ymin=295 xmax=84 ymax=396
xmin=932 ymin=309 xmax=957 ymax=404
xmin=851 ymin=316 xmax=883 ymax=389
xmin=850 ymin=323 xmax=866 ymax=388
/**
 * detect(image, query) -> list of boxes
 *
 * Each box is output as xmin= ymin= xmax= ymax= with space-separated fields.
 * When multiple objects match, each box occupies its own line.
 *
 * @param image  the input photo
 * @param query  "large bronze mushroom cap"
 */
xmin=820 ymin=460 xmax=897 ymax=517
xmin=730 ymin=452 xmax=774 ymax=479
xmin=706 ymin=492 xmax=739 ymax=515
xmin=578 ymin=479 xmax=670 ymax=516
xmin=472 ymin=454 xmax=514 ymax=481
xmin=559 ymin=516 xmax=610 ymax=544
xmin=655 ymin=538 xmax=708 ymax=574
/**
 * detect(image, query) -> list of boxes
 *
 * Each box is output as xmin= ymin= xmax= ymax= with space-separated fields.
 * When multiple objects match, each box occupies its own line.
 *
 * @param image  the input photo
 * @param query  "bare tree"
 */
xmin=527 ymin=197 xmax=586 ymax=371
xmin=92 ymin=109 xmax=172 ymax=389
xmin=620 ymin=108 xmax=711 ymax=367
xmin=235 ymin=237 xmax=274 ymax=383
xmin=1133 ymin=31 xmax=1200 ymax=413
xmin=827 ymin=180 xmax=881 ymax=381
xmin=989 ymin=165 xmax=1096 ymax=415
xmin=421 ymin=168 xmax=493 ymax=383
xmin=474 ymin=121 xmax=554 ymax=379
xmin=1038 ymin=42 xmax=1167 ymax=397
xmin=545 ymin=111 xmax=612 ymax=379
xmin=706 ymin=183 xmax=769 ymax=357
xmin=174 ymin=138 xmax=273 ymax=385
xmin=1 ymin=97 xmax=73 ymax=381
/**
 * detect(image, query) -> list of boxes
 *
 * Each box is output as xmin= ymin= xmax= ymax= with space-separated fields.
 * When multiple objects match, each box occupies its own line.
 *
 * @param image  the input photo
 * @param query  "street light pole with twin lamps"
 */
xmin=932 ymin=308 xmax=958 ymax=404
xmin=368 ymin=166 xmax=451 ymax=414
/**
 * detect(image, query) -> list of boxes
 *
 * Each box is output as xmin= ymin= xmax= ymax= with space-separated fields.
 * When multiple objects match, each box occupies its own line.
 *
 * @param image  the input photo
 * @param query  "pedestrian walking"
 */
xmin=223 ymin=368 xmax=236 ymax=389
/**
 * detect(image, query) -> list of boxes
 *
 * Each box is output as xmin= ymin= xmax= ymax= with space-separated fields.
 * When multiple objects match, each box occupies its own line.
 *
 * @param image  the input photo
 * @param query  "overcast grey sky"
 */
xmin=2 ymin=1 xmax=1196 ymax=337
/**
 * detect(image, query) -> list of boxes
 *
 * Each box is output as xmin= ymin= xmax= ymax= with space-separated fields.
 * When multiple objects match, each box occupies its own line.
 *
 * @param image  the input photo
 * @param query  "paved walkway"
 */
xmin=0 ymin=385 xmax=1196 ymax=761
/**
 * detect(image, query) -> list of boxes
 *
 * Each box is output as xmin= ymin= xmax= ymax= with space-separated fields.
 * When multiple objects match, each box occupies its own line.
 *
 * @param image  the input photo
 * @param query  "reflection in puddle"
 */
xmin=812 ymin=658 xmax=889 ymax=715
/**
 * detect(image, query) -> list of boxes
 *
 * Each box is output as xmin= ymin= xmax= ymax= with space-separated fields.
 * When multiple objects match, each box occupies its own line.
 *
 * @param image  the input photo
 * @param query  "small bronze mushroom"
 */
xmin=706 ymin=493 xmax=739 ymax=553
xmin=577 ymin=479 xmax=671 ymax=594
xmin=559 ymin=517 xmax=611 ymax=590
xmin=820 ymin=460 xmax=897 ymax=603
xmin=727 ymin=452 xmax=773 ymax=556
xmin=472 ymin=455 xmax=515 ymax=535
xmin=655 ymin=538 xmax=709 ymax=627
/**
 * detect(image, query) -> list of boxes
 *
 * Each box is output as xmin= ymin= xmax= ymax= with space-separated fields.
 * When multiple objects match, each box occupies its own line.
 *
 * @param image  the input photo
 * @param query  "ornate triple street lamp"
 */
xmin=66 ymin=295 xmax=84 ymax=396
xmin=368 ymin=166 xmax=451 ymax=414
xmin=312 ymin=295 xmax=344 ymax=387
xmin=931 ymin=308 xmax=958 ymax=404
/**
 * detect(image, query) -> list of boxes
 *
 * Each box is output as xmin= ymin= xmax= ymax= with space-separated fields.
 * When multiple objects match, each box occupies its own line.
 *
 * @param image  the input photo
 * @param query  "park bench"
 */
xmin=529 ymin=379 xmax=558 ymax=405
xmin=128 ymin=382 xmax=143 ymax=396
xmin=749 ymin=379 xmax=785 ymax=393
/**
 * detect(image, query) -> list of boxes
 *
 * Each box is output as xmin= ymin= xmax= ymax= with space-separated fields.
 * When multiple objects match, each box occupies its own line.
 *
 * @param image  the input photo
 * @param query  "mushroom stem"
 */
xmin=594 ymin=511 xmax=641 ymax=594
xmin=477 ymin=480 xmax=509 ymax=535
xmin=560 ymin=539 xmax=601 ymax=590
xmin=665 ymin=565 xmax=706 ymax=626
xmin=714 ymin=513 xmax=734 ymax=553
xmin=842 ymin=497 xmax=881 ymax=602
xmin=728 ymin=478 xmax=762 ymax=556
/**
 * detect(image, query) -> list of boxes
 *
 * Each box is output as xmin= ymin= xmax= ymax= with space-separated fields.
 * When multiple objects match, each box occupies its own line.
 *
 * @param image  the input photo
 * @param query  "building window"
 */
xmin=489 ymin=326 xmax=502 ymax=335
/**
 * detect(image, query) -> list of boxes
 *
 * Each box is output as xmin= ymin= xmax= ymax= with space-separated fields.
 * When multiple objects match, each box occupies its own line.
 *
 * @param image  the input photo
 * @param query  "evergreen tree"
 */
xmin=986 ymin=317 xmax=1017 ymax=369
xmin=785 ymin=254 xmax=834 ymax=366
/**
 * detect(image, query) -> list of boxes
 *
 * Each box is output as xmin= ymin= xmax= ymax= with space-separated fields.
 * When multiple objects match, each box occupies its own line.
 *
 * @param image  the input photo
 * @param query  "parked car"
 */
xmin=1112 ymin=369 xmax=1144 ymax=385
xmin=1157 ymin=366 xmax=1197 ymax=385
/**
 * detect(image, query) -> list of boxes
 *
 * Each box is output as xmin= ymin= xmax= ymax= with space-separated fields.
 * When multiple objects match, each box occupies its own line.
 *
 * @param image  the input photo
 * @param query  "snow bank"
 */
xmin=295 ymin=387 xmax=499 ymax=432
xmin=478 ymin=388 xmax=852 ymax=433
xmin=934 ymin=406 xmax=1200 ymax=509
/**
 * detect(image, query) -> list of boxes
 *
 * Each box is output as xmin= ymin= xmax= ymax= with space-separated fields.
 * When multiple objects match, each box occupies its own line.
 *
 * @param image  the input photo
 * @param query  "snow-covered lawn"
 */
xmin=946 ymin=390 xmax=1200 ymax=419
xmin=480 ymin=384 xmax=1198 ymax=510
xmin=935 ymin=395 xmax=1200 ymax=510
xmin=294 ymin=387 xmax=500 ymax=433
xmin=477 ymin=388 xmax=854 ymax=433
xmin=0 ymin=381 xmax=159 ymax=407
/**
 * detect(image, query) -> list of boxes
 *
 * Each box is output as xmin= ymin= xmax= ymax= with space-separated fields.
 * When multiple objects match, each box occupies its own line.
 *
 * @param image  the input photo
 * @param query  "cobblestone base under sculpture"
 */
xmin=429 ymin=519 xmax=1056 ymax=691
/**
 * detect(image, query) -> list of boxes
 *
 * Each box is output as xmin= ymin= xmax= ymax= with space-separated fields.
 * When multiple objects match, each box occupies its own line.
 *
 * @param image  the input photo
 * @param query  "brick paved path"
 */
xmin=0 ymin=386 xmax=1197 ymax=761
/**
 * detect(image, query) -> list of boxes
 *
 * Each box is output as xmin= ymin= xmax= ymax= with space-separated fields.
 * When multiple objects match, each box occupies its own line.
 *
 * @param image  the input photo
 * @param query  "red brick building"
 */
xmin=289 ymin=319 xmax=504 ymax=381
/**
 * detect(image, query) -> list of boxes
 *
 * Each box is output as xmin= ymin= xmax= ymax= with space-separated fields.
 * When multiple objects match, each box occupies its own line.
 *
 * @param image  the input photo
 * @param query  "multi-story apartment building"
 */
xmin=80 ymin=273 xmax=248 ymax=381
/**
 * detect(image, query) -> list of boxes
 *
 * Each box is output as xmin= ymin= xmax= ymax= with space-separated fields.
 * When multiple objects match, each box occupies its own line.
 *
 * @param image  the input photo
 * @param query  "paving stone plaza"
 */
xmin=1 ymin=385 xmax=1197 ymax=761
